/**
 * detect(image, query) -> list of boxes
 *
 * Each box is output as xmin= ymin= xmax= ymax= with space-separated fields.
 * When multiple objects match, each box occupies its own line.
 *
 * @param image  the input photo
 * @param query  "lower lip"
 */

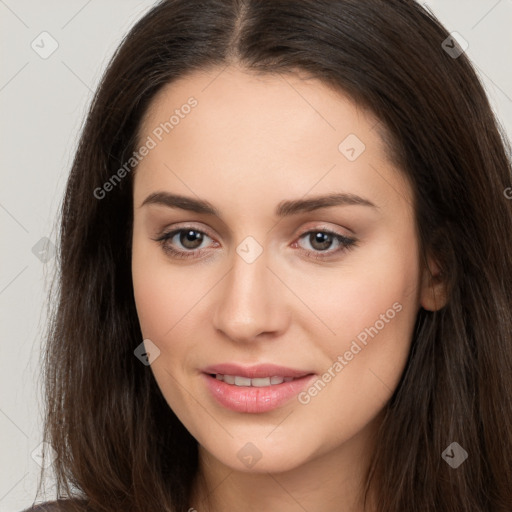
xmin=202 ymin=373 xmax=316 ymax=413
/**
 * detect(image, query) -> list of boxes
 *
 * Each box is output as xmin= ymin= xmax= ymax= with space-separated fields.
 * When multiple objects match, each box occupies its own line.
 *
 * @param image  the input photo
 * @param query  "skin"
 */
xmin=131 ymin=66 xmax=446 ymax=512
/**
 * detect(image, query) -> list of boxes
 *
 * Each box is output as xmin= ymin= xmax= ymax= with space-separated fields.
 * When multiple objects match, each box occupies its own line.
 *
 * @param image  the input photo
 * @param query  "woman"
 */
xmin=25 ymin=0 xmax=512 ymax=511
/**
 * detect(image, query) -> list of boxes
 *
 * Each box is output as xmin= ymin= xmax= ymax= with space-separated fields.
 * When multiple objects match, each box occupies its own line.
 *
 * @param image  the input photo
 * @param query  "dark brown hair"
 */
xmin=32 ymin=0 xmax=512 ymax=511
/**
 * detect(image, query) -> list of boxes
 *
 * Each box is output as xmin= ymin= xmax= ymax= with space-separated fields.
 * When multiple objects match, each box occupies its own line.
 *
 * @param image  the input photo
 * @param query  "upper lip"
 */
xmin=202 ymin=363 xmax=314 ymax=379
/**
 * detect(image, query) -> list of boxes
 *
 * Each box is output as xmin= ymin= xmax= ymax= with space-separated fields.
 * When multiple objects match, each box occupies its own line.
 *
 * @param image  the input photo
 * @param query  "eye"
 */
xmin=294 ymin=229 xmax=357 ymax=260
xmin=153 ymin=227 xmax=216 ymax=260
xmin=153 ymin=226 xmax=357 ymax=261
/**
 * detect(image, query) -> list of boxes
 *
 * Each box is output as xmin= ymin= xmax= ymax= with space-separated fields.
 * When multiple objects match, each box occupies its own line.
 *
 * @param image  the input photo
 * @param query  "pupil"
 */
xmin=311 ymin=232 xmax=332 ymax=251
xmin=181 ymin=230 xmax=203 ymax=249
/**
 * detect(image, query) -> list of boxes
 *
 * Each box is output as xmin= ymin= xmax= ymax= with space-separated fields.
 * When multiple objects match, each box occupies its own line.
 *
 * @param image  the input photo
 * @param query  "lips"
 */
xmin=201 ymin=363 xmax=316 ymax=413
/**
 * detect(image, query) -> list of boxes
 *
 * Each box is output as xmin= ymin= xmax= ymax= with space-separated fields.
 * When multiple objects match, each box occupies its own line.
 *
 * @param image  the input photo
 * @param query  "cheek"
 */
xmin=132 ymin=236 xmax=171 ymax=338
xmin=131 ymin=229 xmax=210 ymax=340
xmin=295 ymin=230 xmax=421 ymax=411
xmin=292 ymin=225 xmax=421 ymax=376
xmin=131 ymin=239 xmax=207 ymax=409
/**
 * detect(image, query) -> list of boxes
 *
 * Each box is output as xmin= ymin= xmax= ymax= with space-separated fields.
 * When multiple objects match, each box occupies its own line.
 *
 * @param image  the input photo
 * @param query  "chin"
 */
xmin=199 ymin=435 xmax=315 ymax=474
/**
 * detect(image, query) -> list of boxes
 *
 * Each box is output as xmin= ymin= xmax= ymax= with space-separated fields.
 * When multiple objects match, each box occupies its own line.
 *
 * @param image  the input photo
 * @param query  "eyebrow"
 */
xmin=140 ymin=191 xmax=377 ymax=218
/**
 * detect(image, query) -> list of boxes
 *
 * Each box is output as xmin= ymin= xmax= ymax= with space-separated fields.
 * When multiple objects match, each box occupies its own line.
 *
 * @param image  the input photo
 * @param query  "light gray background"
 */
xmin=1 ymin=1 xmax=511 ymax=510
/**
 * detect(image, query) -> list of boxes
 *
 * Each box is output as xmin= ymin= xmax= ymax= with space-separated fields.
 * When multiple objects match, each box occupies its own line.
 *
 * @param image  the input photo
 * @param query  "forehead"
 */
xmin=139 ymin=65 xmax=384 ymax=150
xmin=134 ymin=66 xmax=410 ymax=217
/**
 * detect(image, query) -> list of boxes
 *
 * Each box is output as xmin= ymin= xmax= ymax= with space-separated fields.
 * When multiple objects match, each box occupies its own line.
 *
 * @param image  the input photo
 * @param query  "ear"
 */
xmin=419 ymin=254 xmax=448 ymax=311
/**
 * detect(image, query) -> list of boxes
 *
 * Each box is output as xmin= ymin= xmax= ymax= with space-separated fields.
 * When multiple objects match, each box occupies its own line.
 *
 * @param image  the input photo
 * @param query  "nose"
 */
xmin=212 ymin=246 xmax=290 ymax=343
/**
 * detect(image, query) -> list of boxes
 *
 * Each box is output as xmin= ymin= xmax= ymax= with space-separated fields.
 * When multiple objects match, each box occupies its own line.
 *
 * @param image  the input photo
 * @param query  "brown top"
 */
xmin=22 ymin=499 xmax=89 ymax=512
xmin=22 ymin=505 xmax=59 ymax=512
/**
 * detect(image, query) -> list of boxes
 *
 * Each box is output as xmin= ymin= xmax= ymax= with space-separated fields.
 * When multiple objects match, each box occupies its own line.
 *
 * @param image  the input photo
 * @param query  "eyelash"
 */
xmin=153 ymin=226 xmax=357 ymax=261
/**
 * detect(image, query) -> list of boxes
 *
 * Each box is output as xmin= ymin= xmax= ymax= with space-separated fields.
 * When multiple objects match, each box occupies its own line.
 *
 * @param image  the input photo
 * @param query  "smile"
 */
xmin=211 ymin=374 xmax=296 ymax=386
xmin=202 ymin=372 xmax=316 ymax=413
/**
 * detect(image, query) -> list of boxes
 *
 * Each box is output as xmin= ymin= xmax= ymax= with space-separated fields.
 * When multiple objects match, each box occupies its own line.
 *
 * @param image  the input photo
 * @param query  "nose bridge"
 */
xmin=213 ymin=239 xmax=286 ymax=341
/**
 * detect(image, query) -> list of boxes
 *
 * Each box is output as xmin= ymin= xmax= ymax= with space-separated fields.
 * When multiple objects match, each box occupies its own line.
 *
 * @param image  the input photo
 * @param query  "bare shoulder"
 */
xmin=21 ymin=499 xmax=90 ymax=512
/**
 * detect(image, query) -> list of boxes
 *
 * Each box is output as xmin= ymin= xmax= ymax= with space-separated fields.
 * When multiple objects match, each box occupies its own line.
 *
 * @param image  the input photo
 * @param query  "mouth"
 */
xmin=208 ymin=373 xmax=298 ymax=386
xmin=201 ymin=364 xmax=316 ymax=413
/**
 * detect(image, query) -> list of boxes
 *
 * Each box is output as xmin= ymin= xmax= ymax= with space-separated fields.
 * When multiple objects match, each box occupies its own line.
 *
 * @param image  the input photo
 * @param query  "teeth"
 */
xmin=250 ymin=377 xmax=271 ymax=387
xmin=234 ymin=376 xmax=252 ymax=386
xmin=214 ymin=374 xmax=297 ymax=386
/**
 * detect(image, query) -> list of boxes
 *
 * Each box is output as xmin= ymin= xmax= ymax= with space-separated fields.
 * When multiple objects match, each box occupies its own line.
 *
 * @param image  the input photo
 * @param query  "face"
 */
xmin=131 ymin=66 xmax=438 ymax=474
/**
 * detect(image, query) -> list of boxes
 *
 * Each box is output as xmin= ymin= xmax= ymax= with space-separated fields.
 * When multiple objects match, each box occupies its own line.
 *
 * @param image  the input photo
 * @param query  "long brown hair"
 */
xmin=33 ymin=0 xmax=512 ymax=511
